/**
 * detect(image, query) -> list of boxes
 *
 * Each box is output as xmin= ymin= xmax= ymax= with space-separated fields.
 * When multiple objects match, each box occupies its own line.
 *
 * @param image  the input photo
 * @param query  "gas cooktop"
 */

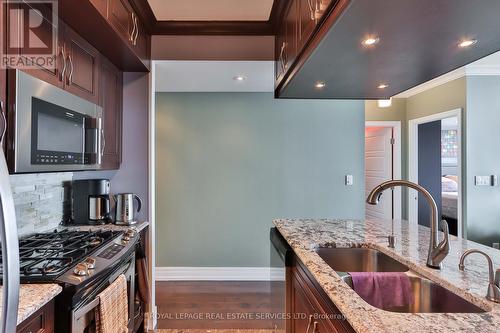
xmin=0 ymin=229 xmax=122 ymax=282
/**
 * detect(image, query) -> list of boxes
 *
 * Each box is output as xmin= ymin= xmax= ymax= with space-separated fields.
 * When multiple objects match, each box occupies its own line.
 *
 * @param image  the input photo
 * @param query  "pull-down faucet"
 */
xmin=366 ymin=180 xmax=450 ymax=269
xmin=459 ymin=249 xmax=500 ymax=303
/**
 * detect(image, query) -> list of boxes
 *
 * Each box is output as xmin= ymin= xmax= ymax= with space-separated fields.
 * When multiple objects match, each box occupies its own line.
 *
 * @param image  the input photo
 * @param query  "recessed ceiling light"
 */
xmin=233 ymin=75 xmax=247 ymax=81
xmin=378 ymin=83 xmax=389 ymax=89
xmin=458 ymin=39 xmax=477 ymax=48
xmin=362 ymin=37 xmax=379 ymax=47
xmin=315 ymin=81 xmax=326 ymax=89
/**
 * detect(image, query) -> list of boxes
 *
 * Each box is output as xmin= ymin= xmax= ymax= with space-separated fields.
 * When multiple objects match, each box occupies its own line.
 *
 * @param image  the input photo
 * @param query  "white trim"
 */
xmin=156 ymin=267 xmax=286 ymax=281
xmin=146 ymin=61 xmax=157 ymax=331
xmin=408 ymin=109 xmax=463 ymax=237
xmin=394 ymin=68 xmax=466 ymax=98
xmin=394 ymin=65 xmax=500 ymax=98
xmin=365 ymin=121 xmax=403 ymax=220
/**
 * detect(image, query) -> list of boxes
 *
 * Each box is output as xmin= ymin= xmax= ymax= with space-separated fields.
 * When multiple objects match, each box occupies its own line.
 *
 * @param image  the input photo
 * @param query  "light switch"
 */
xmin=475 ymin=176 xmax=490 ymax=186
xmin=345 ymin=175 xmax=354 ymax=186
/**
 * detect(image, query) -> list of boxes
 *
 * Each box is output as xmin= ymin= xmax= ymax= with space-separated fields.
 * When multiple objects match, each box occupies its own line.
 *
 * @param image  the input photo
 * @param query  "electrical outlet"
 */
xmin=345 ymin=175 xmax=354 ymax=186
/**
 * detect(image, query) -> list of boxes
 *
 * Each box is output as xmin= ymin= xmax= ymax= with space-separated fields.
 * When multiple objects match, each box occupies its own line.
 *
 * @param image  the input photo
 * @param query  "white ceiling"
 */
xmin=147 ymin=0 xmax=274 ymax=21
xmin=154 ymin=61 xmax=275 ymax=92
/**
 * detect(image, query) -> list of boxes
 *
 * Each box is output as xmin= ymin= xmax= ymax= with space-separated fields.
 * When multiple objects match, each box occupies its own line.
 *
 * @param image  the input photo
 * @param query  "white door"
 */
xmin=365 ymin=127 xmax=393 ymax=220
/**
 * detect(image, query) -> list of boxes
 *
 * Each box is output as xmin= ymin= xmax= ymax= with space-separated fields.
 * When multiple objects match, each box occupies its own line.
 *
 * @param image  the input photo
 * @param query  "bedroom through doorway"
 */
xmin=409 ymin=110 xmax=462 ymax=237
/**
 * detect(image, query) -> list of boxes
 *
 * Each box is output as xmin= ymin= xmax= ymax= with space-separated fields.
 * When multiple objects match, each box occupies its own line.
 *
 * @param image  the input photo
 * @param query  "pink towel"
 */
xmin=350 ymin=272 xmax=413 ymax=309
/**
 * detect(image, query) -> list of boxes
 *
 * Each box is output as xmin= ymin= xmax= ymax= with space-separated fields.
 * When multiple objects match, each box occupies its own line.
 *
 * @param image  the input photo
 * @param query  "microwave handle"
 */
xmin=97 ymin=118 xmax=103 ymax=165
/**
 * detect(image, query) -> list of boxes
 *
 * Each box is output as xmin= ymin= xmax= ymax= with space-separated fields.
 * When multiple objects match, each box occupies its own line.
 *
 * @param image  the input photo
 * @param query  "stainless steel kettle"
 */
xmin=114 ymin=193 xmax=142 ymax=225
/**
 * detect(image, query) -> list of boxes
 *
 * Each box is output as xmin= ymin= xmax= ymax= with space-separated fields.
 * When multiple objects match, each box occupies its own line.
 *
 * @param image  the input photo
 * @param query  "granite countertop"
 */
xmin=0 ymin=283 xmax=62 ymax=325
xmin=273 ymin=218 xmax=500 ymax=333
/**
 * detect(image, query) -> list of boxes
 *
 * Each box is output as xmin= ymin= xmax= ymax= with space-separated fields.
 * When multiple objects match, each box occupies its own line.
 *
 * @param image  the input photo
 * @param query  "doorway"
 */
xmin=365 ymin=121 xmax=402 ymax=220
xmin=408 ymin=109 xmax=462 ymax=237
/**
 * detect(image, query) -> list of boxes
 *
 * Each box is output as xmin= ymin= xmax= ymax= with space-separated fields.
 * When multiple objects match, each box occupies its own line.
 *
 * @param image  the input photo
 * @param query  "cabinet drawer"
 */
xmin=16 ymin=299 xmax=55 ymax=333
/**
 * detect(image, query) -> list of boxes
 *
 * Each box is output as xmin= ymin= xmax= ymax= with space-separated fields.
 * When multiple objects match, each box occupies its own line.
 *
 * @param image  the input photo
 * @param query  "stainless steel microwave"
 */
xmin=8 ymin=70 xmax=104 ymax=173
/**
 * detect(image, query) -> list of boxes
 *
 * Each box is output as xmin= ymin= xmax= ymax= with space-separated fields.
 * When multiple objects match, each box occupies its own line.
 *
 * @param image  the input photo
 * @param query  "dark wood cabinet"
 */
xmin=16 ymin=299 xmax=55 ymax=333
xmin=108 ymin=0 xmax=135 ymax=44
xmin=0 ymin=0 xmax=6 ymax=152
xmin=90 ymin=0 xmax=108 ymax=17
xmin=275 ymin=0 xmax=345 ymax=95
xmin=62 ymin=23 xmax=100 ymax=104
xmin=99 ymin=56 xmax=123 ymax=170
xmin=18 ymin=7 xmax=64 ymax=89
xmin=290 ymin=255 xmax=355 ymax=333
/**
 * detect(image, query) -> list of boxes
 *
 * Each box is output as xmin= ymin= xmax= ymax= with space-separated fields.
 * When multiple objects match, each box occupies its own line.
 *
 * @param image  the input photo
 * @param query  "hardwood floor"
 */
xmin=156 ymin=281 xmax=283 ymax=330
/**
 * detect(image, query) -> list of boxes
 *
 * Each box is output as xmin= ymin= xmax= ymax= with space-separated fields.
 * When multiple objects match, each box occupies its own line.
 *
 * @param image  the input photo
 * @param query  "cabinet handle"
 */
xmin=279 ymin=41 xmax=287 ymax=73
xmin=133 ymin=15 xmax=139 ymax=45
xmin=312 ymin=321 xmax=319 ymax=333
xmin=60 ymin=45 xmax=66 ymax=81
xmin=305 ymin=315 xmax=313 ymax=333
xmin=130 ymin=12 xmax=136 ymax=42
xmin=307 ymin=0 xmax=316 ymax=20
xmin=67 ymin=53 xmax=74 ymax=85
xmin=0 ymin=101 xmax=6 ymax=144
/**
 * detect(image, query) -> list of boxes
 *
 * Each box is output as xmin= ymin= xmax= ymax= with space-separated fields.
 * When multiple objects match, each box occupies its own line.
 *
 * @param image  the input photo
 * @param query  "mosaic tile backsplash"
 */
xmin=10 ymin=173 xmax=73 ymax=236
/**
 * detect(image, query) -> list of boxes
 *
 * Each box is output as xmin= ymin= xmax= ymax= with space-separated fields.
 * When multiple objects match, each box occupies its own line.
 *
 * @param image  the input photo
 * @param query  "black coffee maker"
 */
xmin=71 ymin=179 xmax=112 ymax=225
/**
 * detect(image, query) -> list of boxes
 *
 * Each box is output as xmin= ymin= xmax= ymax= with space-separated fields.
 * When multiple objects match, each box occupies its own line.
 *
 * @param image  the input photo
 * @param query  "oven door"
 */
xmin=10 ymin=69 xmax=103 ymax=173
xmin=70 ymin=251 xmax=136 ymax=333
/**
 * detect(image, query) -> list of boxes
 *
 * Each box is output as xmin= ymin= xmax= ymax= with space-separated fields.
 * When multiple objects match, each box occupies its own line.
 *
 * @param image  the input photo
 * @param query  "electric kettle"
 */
xmin=114 ymin=193 xmax=142 ymax=225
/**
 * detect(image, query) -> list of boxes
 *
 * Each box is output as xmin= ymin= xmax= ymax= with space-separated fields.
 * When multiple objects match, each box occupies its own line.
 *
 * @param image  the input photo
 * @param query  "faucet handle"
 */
xmin=439 ymin=220 xmax=450 ymax=250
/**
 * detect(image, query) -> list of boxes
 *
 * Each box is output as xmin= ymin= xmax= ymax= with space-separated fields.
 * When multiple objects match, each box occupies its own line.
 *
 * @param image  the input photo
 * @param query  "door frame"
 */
xmin=408 ymin=109 xmax=463 ymax=237
xmin=365 ymin=121 xmax=402 ymax=220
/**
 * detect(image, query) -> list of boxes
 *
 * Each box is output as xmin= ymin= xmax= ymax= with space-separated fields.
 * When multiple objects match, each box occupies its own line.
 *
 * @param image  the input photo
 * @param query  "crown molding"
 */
xmin=394 ymin=64 xmax=500 ymax=98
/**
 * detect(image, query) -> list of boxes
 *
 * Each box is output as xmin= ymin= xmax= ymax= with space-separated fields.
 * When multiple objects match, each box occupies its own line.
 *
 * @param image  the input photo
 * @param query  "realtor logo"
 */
xmin=1 ymin=0 xmax=58 ymax=69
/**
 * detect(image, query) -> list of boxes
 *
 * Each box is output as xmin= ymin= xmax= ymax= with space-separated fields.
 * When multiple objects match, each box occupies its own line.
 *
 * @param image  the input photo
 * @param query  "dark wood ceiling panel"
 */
xmin=279 ymin=0 xmax=500 ymax=99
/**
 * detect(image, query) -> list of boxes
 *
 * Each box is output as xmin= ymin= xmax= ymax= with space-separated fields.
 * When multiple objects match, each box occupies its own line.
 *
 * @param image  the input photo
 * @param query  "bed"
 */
xmin=442 ymin=191 xmax=458 ymax=220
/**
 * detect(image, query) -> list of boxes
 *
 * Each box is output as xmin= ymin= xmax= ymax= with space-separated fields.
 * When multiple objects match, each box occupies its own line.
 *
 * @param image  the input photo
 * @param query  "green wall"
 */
xmin=155 ymin=93 xmax=365 ymax=267
xmin=365 ymin=79 xmax=466 ymax=220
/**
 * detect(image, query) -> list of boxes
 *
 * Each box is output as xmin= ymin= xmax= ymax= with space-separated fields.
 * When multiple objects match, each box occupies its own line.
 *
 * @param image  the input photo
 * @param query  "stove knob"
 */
xmin=73 ymin=263 xmax=89 ymax=276
xmin=84 ymin=257 xmax=96 ymax=269
xmin=121 ymin=235 xmax=131 ymax=244
xmin=125 ymin=228 xmax=137 ymax=237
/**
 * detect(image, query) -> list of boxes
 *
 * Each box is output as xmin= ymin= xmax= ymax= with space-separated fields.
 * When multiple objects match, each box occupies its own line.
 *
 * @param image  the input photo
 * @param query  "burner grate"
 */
xmin=0 ymin=229 xmax=121 ymax=281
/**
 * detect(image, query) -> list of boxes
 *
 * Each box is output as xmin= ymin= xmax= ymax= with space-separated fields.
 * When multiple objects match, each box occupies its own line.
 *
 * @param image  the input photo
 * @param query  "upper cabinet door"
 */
xmin=298 ymin=0 xmax=318 ymax=50
xmin=16 ymin=5 xmax=64 ymax=89
xmin=62 ymin=23 xmax=100 ymax=104
xmin=108 ymin=0 xmax=135 ymax=43
xmin=99 ymin=57 xmax=123 ymax=170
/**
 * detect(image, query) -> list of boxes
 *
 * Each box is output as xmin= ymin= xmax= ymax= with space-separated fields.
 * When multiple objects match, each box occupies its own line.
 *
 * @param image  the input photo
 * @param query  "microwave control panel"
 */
xmin=32 ymin=152 xmax=88 ymax=165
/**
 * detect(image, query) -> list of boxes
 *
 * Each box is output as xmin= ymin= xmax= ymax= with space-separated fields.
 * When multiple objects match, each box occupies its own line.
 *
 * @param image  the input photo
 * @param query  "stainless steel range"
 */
xmin=0 ymin=228 xmax=141 ymax=333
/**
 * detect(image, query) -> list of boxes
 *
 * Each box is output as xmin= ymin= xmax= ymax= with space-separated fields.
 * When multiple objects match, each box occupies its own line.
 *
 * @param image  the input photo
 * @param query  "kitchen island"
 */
xmin=274 ymin=218 xmax=500 ymax=333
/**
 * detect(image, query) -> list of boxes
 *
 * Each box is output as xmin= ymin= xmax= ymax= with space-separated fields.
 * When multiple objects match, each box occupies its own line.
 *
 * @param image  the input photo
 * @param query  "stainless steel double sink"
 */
xmin=315 ymin=247 xmax=485 ymax=313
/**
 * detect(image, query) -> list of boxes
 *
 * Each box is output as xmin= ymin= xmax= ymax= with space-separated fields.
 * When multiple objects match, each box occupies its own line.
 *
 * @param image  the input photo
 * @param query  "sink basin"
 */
xmin=316 ymin=247 xmax=409 ymax=272
xmin=340 ymin=274 xmax=486 ymax=313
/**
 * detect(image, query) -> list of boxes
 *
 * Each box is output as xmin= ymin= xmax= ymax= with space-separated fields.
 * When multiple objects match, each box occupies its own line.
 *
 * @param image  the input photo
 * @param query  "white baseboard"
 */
xmin=156 ymin=267 xmax=285 ymax=281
